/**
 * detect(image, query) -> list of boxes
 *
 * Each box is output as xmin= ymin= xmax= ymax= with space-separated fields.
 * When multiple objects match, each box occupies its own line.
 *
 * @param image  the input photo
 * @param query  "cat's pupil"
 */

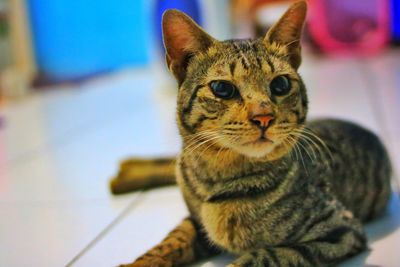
xmin=210 ymin=81 xmax=238 ymax=99
xmin=270 ymin=76 xmax=291 ymax=96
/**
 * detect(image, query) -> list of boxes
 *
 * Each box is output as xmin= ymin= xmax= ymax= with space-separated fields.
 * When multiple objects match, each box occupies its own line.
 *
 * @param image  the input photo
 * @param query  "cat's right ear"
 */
xmin=162 ymin=10 xmax=215 ymax=85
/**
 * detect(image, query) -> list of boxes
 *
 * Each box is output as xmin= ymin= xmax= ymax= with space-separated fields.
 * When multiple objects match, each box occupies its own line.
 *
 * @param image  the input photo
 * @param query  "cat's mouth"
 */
xmin=233 ymin=134 xmax=278 ymax=158
xmin=219 ymin=129 xmax=282 ymax=158
xmin=242 ymin=134 xmax=274 ymax=146
xmin=258 ymin=136 xmax=274 ymax=143
xmin=259 ymin=130 xmax=274 ymax=142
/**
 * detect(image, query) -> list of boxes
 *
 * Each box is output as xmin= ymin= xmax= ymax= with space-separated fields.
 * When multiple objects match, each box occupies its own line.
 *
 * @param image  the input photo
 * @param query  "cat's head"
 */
xmin=162 ymin=1 xmax=308 ymax=159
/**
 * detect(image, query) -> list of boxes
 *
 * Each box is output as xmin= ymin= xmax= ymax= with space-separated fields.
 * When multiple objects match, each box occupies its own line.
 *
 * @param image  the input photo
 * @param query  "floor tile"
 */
xmin=72 ymin=187 xmax=188 ymax=267
xmin=0 ymin=194 xmax=141 ymax=267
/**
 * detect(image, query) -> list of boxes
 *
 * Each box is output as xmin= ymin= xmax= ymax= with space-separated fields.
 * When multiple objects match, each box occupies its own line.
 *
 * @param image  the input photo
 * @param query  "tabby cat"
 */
xmin=111 ymin=1 xmax=392 ymax=266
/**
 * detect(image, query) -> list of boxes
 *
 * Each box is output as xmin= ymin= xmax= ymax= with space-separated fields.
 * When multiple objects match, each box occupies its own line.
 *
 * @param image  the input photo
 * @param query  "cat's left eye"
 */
xmin=270 ymin=75 xmax=291 ymax=96
xmin=210 ymin=81 xmax=239 ymax=100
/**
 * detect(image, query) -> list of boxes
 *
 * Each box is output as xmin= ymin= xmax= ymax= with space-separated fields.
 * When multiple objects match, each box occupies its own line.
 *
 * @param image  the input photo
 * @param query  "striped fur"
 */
xmin=110 ymin=158 xmax=176 ymax=194
xmin=116 ymin=2 xmax=391 ymax=266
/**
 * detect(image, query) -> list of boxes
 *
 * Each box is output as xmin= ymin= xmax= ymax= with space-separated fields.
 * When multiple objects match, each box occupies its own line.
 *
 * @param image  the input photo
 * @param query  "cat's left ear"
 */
xmin=264 ymin=1 xmax=307 ymax=69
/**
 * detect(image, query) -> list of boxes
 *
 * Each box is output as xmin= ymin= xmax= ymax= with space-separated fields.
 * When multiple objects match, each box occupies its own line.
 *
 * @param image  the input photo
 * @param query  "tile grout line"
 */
xmin=357 ymin=59 xmax=400 ymax=194
xmin=65 ymin=192 xmax=147 ymax=267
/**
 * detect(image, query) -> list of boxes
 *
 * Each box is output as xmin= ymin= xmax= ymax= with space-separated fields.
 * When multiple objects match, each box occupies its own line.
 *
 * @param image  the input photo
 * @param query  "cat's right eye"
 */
xmin=210 ymin=81 xmax=239 ymax=100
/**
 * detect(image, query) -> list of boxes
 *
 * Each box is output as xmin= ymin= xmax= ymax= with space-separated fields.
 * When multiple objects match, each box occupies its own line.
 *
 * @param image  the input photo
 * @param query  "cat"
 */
xmin=111 ymin=1 xmax=392 ymax=266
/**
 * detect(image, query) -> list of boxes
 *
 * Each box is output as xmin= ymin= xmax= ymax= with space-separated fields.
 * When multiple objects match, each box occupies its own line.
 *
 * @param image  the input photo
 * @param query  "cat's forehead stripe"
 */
xmin=229 ymin=61 xmax=236 ymax=76
xmin=232 ymin=42 xmax=250 ymax=70
xmin=265 ymin=57 xmax=275 ymax=73
xmin=227 ymin=39 xmax=277 ymax=73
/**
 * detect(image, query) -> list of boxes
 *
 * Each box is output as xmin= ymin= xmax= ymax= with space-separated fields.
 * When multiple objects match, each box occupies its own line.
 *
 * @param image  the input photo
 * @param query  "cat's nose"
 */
xmin=250 ymin=114 xmax=274 ymax=130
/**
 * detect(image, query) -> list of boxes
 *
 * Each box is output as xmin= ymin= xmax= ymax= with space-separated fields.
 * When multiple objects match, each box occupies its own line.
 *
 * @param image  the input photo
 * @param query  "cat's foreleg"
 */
xmin=110 ymin=157 xmax=176 ymax=194
xmin=228 ymin=220 xmax=366 ymax=267
xmin=119 ymin=217 xmax=219 ymax=267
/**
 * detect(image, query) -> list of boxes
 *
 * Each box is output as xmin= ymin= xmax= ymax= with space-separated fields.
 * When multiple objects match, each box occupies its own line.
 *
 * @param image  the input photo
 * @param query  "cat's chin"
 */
xmin=233 ymin=143 xmax=277 ymax=159
xmin=226 ymin=140 xmax=290 ymax=160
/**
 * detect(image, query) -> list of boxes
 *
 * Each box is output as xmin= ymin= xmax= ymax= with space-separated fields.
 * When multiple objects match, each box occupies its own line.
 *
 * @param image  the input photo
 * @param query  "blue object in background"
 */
xmin=393 ymin=0 xmax=400 ymax=42
xmin=154 ymin=0 xmax=202 ymax=53
xmin=27 ymin=0 xmax=151 ymax=81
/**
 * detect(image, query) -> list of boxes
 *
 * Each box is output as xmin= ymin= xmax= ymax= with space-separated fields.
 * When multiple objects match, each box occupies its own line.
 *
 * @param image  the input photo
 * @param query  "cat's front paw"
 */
xmin=227 ymin=251 xmax=274 ymax=267
xmin=118 ymin=256 xmax=172 ymax=267
xmin=226 ymin=261 xmax=260 ymax=267
xmin=226 ymin=262 xmax=269 ymax=267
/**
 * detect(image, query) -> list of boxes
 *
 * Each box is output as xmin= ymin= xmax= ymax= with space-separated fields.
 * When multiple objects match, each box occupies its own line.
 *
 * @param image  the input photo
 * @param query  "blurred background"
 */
xmin=1 ymin=1 xmax=400 ymax=266
xmin=0 ymin=0 xmax=399 ymax=98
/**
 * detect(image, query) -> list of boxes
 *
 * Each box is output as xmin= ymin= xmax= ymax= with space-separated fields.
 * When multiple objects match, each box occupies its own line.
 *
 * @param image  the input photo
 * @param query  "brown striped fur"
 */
xmin=115 ymin=2 xmax=391 ymax=266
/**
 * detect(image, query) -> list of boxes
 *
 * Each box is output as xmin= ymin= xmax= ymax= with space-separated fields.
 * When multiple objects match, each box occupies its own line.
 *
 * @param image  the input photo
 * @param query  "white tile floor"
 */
xmin=1 ymin=50 xmax=400 ymax=267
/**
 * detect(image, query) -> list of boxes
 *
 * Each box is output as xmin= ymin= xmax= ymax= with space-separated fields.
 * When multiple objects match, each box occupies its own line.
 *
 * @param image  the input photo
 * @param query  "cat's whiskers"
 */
xmin=285 ymin=134 xmax=309 ymax=175
xmin=290 ymin=132 xmax=325 ymax=163
xmin=194 ymin=135 xmax=224 ymax=162
xmin=292 ymin=135 xmax=315 ymax=162
xmin=182 ymin=131 xmax=220 ymax=156
xmin=214 ymin=133 xmax=239 ymax=158
xmin=195 ymin=132 xmax=241 ymax=164
xmin=183 ymin=129 xmax=217 ymax=143
xmin=183 ymin=134 xmax=221 ymax=157
xmin=287 ymin=133 xmax=318 ymax=161
xmin=222 ymin=134 xmax=243 ymax=159
xmin=271 ymin=126 xmax=334 ymax=174
xmin=281 ymin=138 xmax=297 ymax=162
xmin=183 ymin=134 xmax=219 ymax=156
xmin=302 ymin=127 xmax=333 ymax=158
xmin=286 ymin=135 xmax=302 ymax=166
xmin=294 ymin=127 xmax=334 ymax=162
xmin=182 ymin=134 xmax=215 ymax=155
xmin=277 ymin=127 xmax=329 ymax=166
xmin=214 ymin=145 xmax=226 ymax=163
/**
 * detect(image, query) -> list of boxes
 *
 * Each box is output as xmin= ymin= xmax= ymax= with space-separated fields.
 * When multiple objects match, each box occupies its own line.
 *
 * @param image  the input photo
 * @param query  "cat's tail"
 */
xmin=109 ymin=157 xmax=177 ymax=194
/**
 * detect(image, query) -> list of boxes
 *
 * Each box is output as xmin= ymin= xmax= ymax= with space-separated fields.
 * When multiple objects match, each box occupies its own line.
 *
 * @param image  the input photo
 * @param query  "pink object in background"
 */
xmin=308 ymin=0 xmax=390 ymax=55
